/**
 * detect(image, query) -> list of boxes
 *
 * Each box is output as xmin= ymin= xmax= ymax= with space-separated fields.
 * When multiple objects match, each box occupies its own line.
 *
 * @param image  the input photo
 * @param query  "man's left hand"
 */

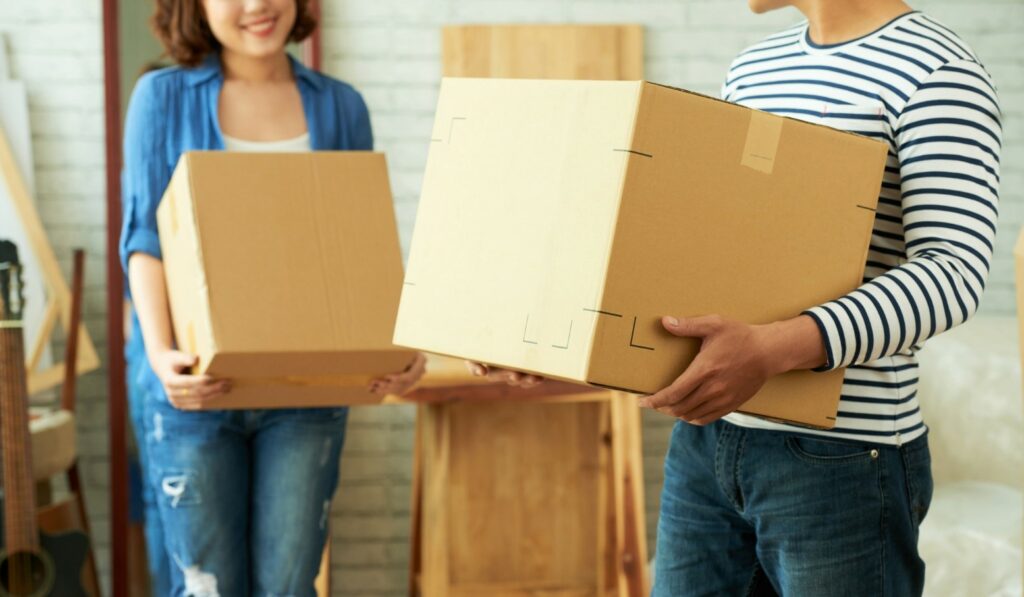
xmin=638 ymin=315 xmax=780 ymax=425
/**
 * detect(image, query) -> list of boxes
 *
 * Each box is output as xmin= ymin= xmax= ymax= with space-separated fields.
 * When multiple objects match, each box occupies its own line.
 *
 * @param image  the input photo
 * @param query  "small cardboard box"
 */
xmin=394 ymin=78 xmax=889 ymax=428
xmin=157 ymin=151 xmax=414 ymax=409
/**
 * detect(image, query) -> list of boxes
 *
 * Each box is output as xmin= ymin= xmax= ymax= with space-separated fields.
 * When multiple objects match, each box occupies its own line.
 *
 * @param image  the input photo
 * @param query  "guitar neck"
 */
xmin=0 ymin=323 xmax=40 ymax=553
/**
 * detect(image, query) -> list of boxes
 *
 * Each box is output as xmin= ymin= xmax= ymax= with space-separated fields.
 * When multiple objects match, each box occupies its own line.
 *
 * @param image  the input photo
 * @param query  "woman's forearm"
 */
xmin=127 ymin=253 xmax=176 ymax=361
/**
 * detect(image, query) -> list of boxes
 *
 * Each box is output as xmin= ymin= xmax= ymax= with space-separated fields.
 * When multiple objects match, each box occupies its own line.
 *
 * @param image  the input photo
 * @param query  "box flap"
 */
xmin=207 ymin=349 xmax=413 ymax=381
xmin=394 ymin=78 xmax=644 ymax=380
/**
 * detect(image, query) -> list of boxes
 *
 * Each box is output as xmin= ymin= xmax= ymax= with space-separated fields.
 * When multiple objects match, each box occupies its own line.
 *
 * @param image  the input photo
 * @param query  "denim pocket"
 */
xmin=901 ymin=436 xmax=933 ymax=526
xmin=785 ymin=436 xmax=879 ymax=465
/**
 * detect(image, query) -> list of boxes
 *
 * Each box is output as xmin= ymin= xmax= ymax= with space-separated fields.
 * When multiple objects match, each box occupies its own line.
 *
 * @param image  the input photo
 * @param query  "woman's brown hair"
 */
xmin=151 ymin=0 xmax=317 ymax=67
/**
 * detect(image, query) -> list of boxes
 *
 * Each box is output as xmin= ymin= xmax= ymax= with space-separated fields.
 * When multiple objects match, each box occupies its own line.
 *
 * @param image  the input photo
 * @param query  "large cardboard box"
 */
xmin=157 ymin=151 xmax=414 ymax=409
xmin=394 ymin=78 xmax=888 ymax=428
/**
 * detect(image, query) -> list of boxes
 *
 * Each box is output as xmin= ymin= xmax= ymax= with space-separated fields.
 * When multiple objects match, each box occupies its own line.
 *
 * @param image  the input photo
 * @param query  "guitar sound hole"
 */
xmin=0 ymin=551 xmax=51 ymax=597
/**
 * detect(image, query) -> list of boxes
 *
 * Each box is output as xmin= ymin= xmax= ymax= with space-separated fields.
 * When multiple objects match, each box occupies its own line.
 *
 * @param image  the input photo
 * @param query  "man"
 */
xmin=475 ymin=1 xmax=1000 ymax=594
xmin=647 ymin=1 xmax=1000 ymax=595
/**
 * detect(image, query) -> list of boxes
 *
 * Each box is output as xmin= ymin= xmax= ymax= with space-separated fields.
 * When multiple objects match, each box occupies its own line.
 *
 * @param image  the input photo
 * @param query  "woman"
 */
xmin=120 ymin=0 xmax=426 ymax=593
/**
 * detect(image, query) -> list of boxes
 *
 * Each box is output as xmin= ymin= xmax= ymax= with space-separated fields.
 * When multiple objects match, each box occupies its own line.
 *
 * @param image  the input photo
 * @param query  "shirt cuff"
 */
xmin=120 ymin=228 xmax=162 ymax=273
xmin=801 ymin=306 xmax=840 ymax=372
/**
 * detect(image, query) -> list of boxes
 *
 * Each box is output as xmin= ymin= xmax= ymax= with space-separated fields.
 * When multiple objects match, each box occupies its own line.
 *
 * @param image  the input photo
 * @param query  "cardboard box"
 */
xmin=394 ymin=78 xmax=889 ymax=428
xmin=157 ymin=151 xmax=414 ymax=409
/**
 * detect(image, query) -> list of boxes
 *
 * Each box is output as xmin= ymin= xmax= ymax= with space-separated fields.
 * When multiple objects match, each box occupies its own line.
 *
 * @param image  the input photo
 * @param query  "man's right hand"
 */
xmin=150 ymin=349 xmax=231 ymax=409
xmin=465 ymin=361 xmax=545 ymax=388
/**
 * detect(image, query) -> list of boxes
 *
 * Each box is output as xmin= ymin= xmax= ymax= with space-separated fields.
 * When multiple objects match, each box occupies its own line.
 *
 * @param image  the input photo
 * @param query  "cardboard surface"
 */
xmin=395 ymin=78 xmax=889 ymax=428
xmin=158 ymin=151 xmax=414 ymax=409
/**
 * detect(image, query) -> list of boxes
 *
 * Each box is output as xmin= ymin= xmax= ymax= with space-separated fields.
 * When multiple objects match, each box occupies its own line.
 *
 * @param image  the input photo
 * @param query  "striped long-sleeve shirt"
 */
xmin=720 ymin=11 xmax=1002 ymax=446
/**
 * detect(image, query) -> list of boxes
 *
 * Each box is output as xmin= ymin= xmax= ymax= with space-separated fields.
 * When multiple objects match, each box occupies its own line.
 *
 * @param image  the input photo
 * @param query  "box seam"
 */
xmin=584 ymin=81 xmax=645 ymax=386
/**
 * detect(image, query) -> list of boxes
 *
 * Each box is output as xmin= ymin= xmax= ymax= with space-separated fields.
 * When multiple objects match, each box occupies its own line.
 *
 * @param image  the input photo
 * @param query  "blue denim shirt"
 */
xmin=120 ymin=54 xmax=373 ymax=395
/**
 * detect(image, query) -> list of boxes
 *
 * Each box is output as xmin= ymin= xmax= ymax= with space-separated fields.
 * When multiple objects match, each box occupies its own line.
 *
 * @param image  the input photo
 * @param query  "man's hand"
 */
xmin=639 ymin=314 xmax=825 ymax=425
xmin=150 ymin=349 xmax=230 ymax=410
xmin=370 ymin=352 xmax=428 ymax=396
xmin=466 ymin=361 xmax=544 ymax=388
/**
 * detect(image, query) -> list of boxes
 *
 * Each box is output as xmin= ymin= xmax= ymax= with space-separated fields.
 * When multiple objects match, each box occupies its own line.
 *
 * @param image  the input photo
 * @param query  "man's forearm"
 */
xmin=759 ymin=315 xmax=828 ymax=375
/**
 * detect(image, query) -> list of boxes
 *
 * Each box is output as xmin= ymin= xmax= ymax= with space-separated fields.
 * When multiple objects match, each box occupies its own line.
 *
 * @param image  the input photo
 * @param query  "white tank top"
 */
xmin=222 ymin=132 xmax=311 ymax=152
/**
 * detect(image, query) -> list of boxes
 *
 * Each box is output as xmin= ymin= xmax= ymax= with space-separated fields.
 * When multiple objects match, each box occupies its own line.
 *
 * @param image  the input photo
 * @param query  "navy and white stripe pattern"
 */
xmin=720 ymin=12 xmax=1001 ymax=446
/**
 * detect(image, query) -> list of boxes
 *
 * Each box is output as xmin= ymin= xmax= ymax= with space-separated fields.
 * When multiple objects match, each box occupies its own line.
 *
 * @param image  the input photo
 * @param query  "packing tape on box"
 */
xmin=741 ymin=110 xmax=783 ymax=175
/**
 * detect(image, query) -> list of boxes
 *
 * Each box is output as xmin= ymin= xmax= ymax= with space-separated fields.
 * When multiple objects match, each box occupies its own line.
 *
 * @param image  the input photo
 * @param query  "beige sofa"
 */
xmin=917 ymin=315 xmax=1023 ymax=596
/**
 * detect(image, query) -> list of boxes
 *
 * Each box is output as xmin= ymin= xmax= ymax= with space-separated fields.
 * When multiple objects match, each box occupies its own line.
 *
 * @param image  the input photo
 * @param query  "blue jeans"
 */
xmin=653 ymin=420 xmax=932 ymax=597
xmin=126 ymin=337 xmax=172 ymax=595
xmin=142 ymin=390 xmax=348 ymax=596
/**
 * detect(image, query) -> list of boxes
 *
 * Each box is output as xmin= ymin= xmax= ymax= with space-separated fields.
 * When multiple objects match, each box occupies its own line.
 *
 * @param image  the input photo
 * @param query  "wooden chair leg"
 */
xmin=315 ymin=522 xmax=331 ymax=596
xmin=612 ymin=396 xmax=649 ymax=597
xmin=408 ymin=404 xmax=425 ymax=597
xmin=68 ymin=462 xmax=102 ymax=596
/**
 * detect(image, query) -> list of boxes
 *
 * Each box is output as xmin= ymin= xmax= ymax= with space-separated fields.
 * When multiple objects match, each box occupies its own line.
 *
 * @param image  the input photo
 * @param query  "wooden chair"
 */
xmin=405 ymin=358 xmax=649 ymax=597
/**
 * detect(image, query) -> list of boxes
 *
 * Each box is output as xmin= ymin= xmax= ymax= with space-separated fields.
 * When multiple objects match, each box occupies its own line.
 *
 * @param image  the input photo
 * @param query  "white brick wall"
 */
xmin=0 ymin=0 xmax=1019 ymax=594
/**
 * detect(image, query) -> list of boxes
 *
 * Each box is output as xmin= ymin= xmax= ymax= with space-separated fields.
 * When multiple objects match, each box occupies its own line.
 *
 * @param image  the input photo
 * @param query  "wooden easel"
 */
xmin=408 ymin=25 xmax=649 ymax=597
xmin=0 ymin=125 xmax=100 ymax=395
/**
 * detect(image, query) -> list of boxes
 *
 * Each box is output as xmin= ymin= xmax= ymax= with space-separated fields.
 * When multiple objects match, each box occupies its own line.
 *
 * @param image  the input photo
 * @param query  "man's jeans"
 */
xmin=653 ymin=420 xmax=933 ymax=596
xmin=142 ymin=390 xmax=348 ymax=596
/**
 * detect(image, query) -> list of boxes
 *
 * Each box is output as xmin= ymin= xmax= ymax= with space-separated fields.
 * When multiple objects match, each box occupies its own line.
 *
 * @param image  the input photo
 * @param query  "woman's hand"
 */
xmin=150 ymin=349 xmax=230 ymax=410
xmin=466 ymin=361 xmax=545 ymax=388
xmin=370 ymin=352 xmax=428 ymax=396
xmin=638 ymin=314 xmax=825 ymax=425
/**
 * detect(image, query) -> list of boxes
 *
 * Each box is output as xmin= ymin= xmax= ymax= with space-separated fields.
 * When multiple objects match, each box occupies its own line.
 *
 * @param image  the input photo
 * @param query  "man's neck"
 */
xmin=798 ymin=0 xmax=914 ymax=46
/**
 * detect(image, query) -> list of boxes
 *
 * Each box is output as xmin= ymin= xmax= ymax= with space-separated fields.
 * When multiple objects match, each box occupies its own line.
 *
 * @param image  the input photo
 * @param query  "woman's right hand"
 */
xmin=466 ymin=361 xmax=545 ymax=388
xmin=150 ymin=349 xmax=231 ymax=410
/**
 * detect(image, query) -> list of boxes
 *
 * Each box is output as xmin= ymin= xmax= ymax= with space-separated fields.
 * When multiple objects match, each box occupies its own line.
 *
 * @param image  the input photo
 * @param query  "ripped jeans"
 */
xmin=143 ymin=391 xmax=347 ymax=596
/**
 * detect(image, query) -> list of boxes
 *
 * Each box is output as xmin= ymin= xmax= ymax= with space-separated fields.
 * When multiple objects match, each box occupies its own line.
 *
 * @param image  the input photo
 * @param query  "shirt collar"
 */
xmin=184 ymin=53 xmax=323 ymax=91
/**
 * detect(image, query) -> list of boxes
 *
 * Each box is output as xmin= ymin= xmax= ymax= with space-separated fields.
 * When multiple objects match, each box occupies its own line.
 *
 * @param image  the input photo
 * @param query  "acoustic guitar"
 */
xmin=0 ymin=240 xmax=90 ymax=596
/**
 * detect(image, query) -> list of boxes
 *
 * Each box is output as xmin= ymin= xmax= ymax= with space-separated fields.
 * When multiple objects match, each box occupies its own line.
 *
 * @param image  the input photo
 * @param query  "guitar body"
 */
xmin=0 ymin=242 xmax=92 ymax=597
xmin=0 ymin=497 xmax=91 ymax=597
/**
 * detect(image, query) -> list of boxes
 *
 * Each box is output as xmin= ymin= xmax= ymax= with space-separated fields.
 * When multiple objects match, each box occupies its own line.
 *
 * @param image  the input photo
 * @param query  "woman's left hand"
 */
xmin=638 ymin=315 xmax=779 ymax=425
xmin=369 ymin=352 xmax=428 ymax=396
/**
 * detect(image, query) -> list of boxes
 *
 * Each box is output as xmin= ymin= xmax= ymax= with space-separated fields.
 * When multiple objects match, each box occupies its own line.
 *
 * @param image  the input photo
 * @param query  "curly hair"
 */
xmin=151 ymin=0 xmax=317 ymax=67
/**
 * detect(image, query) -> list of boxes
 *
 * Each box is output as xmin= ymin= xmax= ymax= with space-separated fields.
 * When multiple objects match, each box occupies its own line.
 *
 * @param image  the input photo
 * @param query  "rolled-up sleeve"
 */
xmin=119 ymin=72 xmax=171 ymax=274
